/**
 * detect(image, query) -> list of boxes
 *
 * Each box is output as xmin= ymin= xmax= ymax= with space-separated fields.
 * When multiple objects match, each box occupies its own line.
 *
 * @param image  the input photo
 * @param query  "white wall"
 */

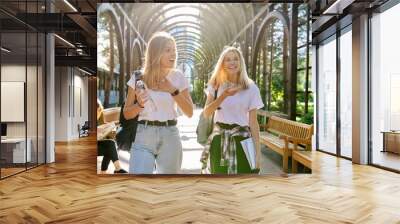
xmin=1 ymin=64 xmax=46 ymax=164
xmin=1 ymin=65 xmax=37 ymax=137
xmin=1 ymin=65 xmax=26 ymax=139
xmin=54 ymin=67 xmax=89 ymax=141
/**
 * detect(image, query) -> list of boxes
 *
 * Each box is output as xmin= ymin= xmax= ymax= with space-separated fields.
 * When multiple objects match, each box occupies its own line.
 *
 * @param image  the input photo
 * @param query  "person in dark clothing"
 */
xmin=97 ymin=99 xmax=127 ymax=174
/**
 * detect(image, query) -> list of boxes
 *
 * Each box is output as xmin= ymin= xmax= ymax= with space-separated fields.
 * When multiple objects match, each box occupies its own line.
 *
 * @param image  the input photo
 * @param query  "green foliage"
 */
xmin=251 ymin=5 xmax=313 ymax=124
xmin=299 ymin=110 xmax=314 ymax=125
xmin=191 ymin=79 xmax=206 ymax=107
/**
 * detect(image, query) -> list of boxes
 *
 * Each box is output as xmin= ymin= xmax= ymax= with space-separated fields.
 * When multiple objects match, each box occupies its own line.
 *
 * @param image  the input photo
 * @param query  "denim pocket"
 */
xmin=134 ymin=124 xmax=159 ymax=152
xmin=168 ymin=126 xmax=180 ymax=136
xmin=134 ymin=124 xmax=149 ymax=145
xmin=136 ymin=123 xmax=144 ymax=133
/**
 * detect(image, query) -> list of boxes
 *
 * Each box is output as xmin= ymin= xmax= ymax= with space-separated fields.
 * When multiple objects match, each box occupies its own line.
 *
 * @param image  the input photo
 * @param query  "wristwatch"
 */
xmin=171 ymin=89 xmax=180 ymax=96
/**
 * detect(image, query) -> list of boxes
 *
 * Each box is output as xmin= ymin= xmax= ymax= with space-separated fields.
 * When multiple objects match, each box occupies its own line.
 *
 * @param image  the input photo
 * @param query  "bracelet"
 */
xmin=171 ymin=89 xmax=180 ymax=96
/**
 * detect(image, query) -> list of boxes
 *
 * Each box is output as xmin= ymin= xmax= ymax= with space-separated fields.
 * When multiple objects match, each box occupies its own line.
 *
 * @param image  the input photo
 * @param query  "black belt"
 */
xmin=138 ymin=120 xmax=177 ymax=126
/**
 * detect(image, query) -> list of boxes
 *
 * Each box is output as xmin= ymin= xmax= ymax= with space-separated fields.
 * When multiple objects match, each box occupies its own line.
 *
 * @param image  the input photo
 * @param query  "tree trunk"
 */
xmin=282 ymin=4 xmax=289 ymax=115
xmin=262 ymin=42 xmax=267 ymax=107
xmin=104 ymin=21 xmax=114 ymax=108
xmin=118 ymin=18 xmax=125 ymax=106
xmin=268 ymin=25 xmax=274 ymax=111
xmin=289 ymin=4 xmax=299 ymax=120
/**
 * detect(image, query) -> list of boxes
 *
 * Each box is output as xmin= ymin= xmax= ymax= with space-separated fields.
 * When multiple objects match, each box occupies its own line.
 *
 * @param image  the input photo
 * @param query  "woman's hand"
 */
xmin=156 ymin=78 xmax=177 ymax=94
xmin=222 ymin=87 xmax=241 ymax=97
xmin=135 ymin=89 xmax=149 ymax=107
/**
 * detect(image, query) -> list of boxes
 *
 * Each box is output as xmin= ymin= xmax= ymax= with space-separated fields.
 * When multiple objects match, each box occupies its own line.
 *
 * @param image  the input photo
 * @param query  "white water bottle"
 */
xmin=135 ymin=80 xmax=157 ymax=113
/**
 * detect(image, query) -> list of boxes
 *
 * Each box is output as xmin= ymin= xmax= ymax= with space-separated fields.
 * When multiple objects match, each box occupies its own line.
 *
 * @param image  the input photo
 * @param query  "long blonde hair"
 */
xmin=208 ymin=46 xmax=252 ymax=90
xmin=142 ymin=32 xmax=177 ymax=89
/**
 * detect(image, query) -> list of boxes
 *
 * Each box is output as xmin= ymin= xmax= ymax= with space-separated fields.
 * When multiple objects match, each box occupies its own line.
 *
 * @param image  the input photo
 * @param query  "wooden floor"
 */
xmin=372 ymin=151 xmax=400 ymax=171
xmin=1 ymin=167 xmax=26 ymax=177
xmin=1 ymin=135 xmax=400 ymax=223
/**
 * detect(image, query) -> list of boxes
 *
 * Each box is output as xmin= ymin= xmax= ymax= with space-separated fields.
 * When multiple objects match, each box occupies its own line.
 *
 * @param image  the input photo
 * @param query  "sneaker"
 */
xmin=114 ymin=169 xmax=128 ymax=174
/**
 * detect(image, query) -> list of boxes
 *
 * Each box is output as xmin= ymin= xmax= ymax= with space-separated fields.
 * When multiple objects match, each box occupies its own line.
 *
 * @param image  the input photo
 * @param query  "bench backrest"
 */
xmin=257 ymin=110 xmax=289 ymax=131
xmin=266 ymin=116 xmax=313 ymax=142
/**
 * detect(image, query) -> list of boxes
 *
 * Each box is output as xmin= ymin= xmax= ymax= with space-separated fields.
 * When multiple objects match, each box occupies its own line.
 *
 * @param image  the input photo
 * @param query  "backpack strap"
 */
xmin=215 ymin=88 xmax=221 ymax=110
xmin=120 ymin=70 xmax=143 ymax=125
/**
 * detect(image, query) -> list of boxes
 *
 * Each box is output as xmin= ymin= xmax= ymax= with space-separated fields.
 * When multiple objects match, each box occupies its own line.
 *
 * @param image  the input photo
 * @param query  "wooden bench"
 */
xmin=98 ymin=107 xmax=121 ymax=141
xmin=103 ymin=107 xmax=121 ymax=123
xmin=257 ymin=111 xmax=313 ymax=173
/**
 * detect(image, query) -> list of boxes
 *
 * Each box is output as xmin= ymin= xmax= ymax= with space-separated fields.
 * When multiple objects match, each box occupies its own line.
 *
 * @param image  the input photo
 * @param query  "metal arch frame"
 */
xmin=171 ymin=30 xmax=217 ymax=60
xmin=171 ymin=31 xmax=217 ymax=58
xmin=168 ymin=30 xmax=220 ymax=61
xmin=220 ymin=3 xmax=243 ymax=35
xmin=167 ymin=24 xmax=218 ymax=58
xmin=159 ymin=19 xmax=227 ymax=52
xmin=178 ymin=57 xmax=196 ymax=64
xmin=175 ymin=44 xmax=217 ymax=77
xmin=113 ymin=3 xmax=147 ymax=47
xmin=216 ymin=3 xmax=254 ymax=37
xmin=130 ymin=38 xmax=143 ymax=70
xmin=129 ymin=3 xmax=242 ymax=43
xmin=145 ymin=14 xmax=230 ymax=45
xmin=141 ymin=4 xmax=232 ymax=42
xmin=178 ymin=56 xmax=197 ymax=64
xmin=122 ymin=3 xmax=249 ymax=75
xmin=131 ymin=38 xmax=143 ymax=58
xmin=176 ymin=47 xmax=208 ymax=65
xmin=147 ymin=14 xmax=228 ymax=44
xmin=241 ymin=3 xmax=254 ymax=26
xmin=163 ymin=21 xmax=221 ymax=55
xmin=98 ymin=3 xmax=305 ymax=113
xmin=250 ymin=10 xmax=290 ymax=80
xmin=228 ymin=4 xmax=271 ymax=45
xmin=128 ymin=3 xmax=167 ymax=38
xmin=143 ymin=4 xmax=202 ymax=36
xmin=176 ymin=45 xmax=212 ymax=70
xmin=177 ymin=49 xmax=208 ymax=66
xmin=200 ymin=3 xmax=239 ymax=39
xmin=178 ymin=53 xmax=208 ymax=69
xmin=174 ymin=35 xmax=204 ymax=49
xmin=172 ymin=34 xmax=213 ymax=64
xmin=176 ymin=40 xmax=212 ymax=63
xmin=175 ymin=40 xmax=203 ymax=55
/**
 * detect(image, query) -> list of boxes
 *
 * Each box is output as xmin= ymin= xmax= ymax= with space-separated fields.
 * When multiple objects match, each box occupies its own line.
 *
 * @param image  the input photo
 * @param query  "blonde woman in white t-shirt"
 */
xmin=201 ymin=46 xmax=264 ymax=174
xmin=123 ymin=32 xmax=193 ymax=174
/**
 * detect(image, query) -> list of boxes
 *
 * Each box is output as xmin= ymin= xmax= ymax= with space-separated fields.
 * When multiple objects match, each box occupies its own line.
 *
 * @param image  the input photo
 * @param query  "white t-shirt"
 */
xmin=206 ymin=82 xmax=264 ymax=126
xmin=127 ymin=69 xmax=189 ymax=121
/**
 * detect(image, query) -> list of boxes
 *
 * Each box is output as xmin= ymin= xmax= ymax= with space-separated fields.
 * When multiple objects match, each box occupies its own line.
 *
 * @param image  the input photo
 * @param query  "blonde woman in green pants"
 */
xmin=201 ymin=46 xmax=264 ymax=174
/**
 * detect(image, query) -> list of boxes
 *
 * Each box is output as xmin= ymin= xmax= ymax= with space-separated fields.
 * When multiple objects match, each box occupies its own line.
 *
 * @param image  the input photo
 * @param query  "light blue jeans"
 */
xmin=129 ymin=123 xmax=182 ymax=174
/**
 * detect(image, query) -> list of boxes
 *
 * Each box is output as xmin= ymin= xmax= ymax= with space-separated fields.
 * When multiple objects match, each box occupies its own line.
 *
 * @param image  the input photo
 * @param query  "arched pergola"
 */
xmin=97 ymin=3 xmax=308 ymax=120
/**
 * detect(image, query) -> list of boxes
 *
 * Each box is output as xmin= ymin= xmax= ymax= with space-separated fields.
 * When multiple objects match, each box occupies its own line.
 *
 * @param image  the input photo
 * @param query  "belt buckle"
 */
xmin=145 ymin=121 xmax=148 ymax=128
xmin=164 ymin=121 xmax=169 ymax=126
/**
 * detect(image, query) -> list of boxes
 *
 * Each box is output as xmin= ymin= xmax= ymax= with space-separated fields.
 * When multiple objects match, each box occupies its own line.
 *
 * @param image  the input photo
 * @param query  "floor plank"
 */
xmin=1 ymin=135 xmax=400 ymax=223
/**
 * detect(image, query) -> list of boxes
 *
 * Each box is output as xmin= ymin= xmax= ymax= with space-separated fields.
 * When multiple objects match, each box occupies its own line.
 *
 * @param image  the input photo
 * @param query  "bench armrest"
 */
xmin=279 ymin=135 xmax=288 ymax=141
xmin=287 ymin=136 xmax=311 ymax=147
xmin=279 ymin=135 xmax=311 ymax=149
